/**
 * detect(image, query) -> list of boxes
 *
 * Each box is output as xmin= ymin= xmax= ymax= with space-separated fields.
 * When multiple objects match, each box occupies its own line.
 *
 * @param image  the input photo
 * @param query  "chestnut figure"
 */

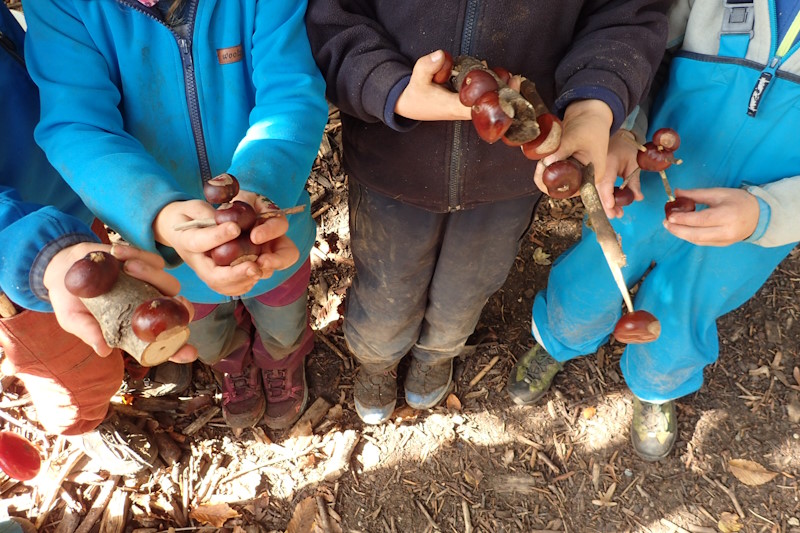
xmin=459 ymin=70 xmax=499 ymax=106
xmin=664 ymin=196 xmax=696 ymax=218
xmin=210 ymin=234 xmax=262 ymax=267
xmin=541 ymin=159 xmax=582 ymax=199
xmin=64 ymin=251 xmax=121 ymax=298
xmin=521 ymin=113 xmax=562 ymax=160
xmin=613 ymin=186 xmax=635 ymax=207
xmin=131 ymin=297 xmax=191 ymax=343
xmin=0 ymin=431 xmax=41 ymax=481
xmin=636 ymin=142 xmax=673 ymax=172
xmin=613 ymin=310 xmax=661 ymax=344
xmin=432 ymin=51 xmax=454 ymax=85
xmin=215 ymin=201 xmax=258 ymax=231
xmin=471 ymin=91 xmax=513 ymax=144
xmin=203 ymin=173 xmax=240 ymax=204
xmin=491 ymin=66 xmax=512 ymax=84
xmin=652 ymin=127 xmax=680 ymax=152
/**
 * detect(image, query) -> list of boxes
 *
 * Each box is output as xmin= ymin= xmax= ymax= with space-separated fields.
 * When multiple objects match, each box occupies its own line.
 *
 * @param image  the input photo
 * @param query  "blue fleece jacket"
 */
xmin=0 ymin=4 xmax=97 ymax=312
xmin=23 ymin=0 xmax=328 ymax=304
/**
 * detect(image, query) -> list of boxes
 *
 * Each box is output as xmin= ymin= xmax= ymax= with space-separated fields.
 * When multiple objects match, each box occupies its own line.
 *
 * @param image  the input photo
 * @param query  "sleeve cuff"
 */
xmin=29 ymin=232 xmax=99 ymax=304
xmin=743 ymin=193 xmax=771 ymax=244
xmin=383 ymin=76 xmax=419 ymax=132
xmin=554 ymin=87 xmax=626 ymax=132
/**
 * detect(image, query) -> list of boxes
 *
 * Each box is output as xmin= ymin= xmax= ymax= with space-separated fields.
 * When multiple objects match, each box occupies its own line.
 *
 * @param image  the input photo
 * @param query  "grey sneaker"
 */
xmin=506 ymin=344 xmax=563 ymax=405
xmin=354 ymin=367 xmax=397 ymax=425
xmin=123 ymin=361 xmax=193 ymax=398
xmin=404 ymin=358 xmax=453 ymax=410
xmin=75 ymin=414 xmax=158 ymax=475
xmin=631 ymin=397 xmax=677 ymax=462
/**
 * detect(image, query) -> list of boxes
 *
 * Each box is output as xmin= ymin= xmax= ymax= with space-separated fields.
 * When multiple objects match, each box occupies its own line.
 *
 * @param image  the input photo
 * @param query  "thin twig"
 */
xmin=316 ymin=496 xmax=332 ymax=533
xmin=172 ymin=205 xmax=305 ymax=231
xmin=316 ymin=333 xmax=351 ymax=370
xmin=469 ymin=355 xmax=500 ymax=387
xmin=702 ymin=474 xmax=745 ymax=519
xmin=659 ymin=170 xmax=676 ymax=202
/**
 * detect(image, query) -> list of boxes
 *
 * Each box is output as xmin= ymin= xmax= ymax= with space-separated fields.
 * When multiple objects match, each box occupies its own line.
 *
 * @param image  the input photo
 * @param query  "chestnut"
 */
xmin=64 ymin=251 xmax=121 ymax=298
xmin=471 ymin=91 xmax=513 ymax=144
xmin=541 ymin=159 xmax=583 ymax=199
xmin=613 ymin=310 xmax=661 ymax=344
xmin=203 ymin=174 xmax=240 ymax=204
xmin=131 ymin=297 xmax=191 ymax=343
xmin=459 ymin=69 xmax=499 ymax=107
xmin=0 ymin=430 xmax=41 ymax=481
xmin=521 ymin=113 xmax=562 ymax=160
xmin=432 ymin=51 xmax=454 ymax=85
xmin=210 ymin=234 xmax=262 ymax=266
xmin=614 ymin=186 xmax=635 ymax=207
xmin=491 ymin=66 xmax=512 ymax=84
xmin=215 ymin=201 xmax=257 ymax=231
xmin=636 ymin=142 xmax=672 ymax=172
xmin=664 ymin=196 xmax=696 ymax=218
xmin=652 ymin=127 xmax=680 ymax=152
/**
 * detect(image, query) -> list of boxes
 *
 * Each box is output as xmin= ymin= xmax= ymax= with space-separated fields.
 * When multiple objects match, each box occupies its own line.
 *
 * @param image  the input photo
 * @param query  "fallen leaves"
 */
xmin=717 ymin=511 xmax=742 ymax=532
xmin=728 ymin=459 xmax=778 ymax=486
xmin=189 ymin=503 xmax=239 ymax=528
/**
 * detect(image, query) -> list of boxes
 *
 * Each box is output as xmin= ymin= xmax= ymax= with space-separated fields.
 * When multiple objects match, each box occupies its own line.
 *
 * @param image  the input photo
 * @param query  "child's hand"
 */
xmin=237 ymin=191 xmax=301 ymax=278
xmin=153 ymin=200 xmax=263 ymax=296
xmin=605 ymin=129 xmax=645 ymax=218
xmin=663 ymin=188 xmax=760 ymax=246
xmin=43 ymin=242 xmax=198 ymax=362
xmin=534 ymin=100 xmax=614 ymax=215
xmin=394 ymin=50 xmax=472 ymax=122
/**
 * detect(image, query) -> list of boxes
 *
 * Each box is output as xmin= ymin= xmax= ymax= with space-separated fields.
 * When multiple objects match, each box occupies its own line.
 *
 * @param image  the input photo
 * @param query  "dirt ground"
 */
xmin=3 ymin=104 xmax=800 ymax=531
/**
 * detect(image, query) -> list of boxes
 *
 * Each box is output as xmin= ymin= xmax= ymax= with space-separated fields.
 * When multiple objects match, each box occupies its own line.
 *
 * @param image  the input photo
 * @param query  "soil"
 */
xmin=2 ymin=79 xmax=800 ymax=532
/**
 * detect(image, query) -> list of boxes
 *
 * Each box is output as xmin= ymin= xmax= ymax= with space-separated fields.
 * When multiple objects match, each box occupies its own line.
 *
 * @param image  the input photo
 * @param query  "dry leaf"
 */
xmin=728 ymin=459 xmax=778 ymax=486
xmin=718 ymin=511 xmax=742 ymax=532
xmin=446 ymin=393 xmax=462 ymax=411
xmin=582 ymin=406 xmax=597 ymax=420
xmin=502 ymin=449 xmax=515 ymax=467
xmin=189 ymin=503 xmax=239 ymax=528
xmin=533 ymin=247 xmax=552 ymax=266
xmin=286 ymin=497 xmax=318 ymax=533
xmin=391 ymin=405 xmax=419 ymax=421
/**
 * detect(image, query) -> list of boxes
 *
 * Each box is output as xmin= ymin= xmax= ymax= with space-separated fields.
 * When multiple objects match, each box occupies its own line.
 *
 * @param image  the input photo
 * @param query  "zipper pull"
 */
xmin=747 ymin=56 xmax=780 ymax=117
xmin=178 ymin=38 xmax=193 ymax=69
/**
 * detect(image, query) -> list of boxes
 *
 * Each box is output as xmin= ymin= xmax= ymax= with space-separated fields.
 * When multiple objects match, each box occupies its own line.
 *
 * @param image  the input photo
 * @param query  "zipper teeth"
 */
xmin=116 ymin=0 xmax=212 ymax=183
xmin=0 ymin=31 xmax=24 ymax=66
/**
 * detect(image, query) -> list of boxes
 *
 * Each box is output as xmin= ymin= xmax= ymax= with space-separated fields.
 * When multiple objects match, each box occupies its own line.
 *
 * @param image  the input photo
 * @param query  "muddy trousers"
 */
xmin=188 ymin=260 xmax=314 ymax=374
xmin=344 ymin=182 xmax=538 ymax=372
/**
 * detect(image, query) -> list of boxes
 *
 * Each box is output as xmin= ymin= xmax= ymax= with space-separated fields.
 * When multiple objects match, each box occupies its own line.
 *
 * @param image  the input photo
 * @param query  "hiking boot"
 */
xmin=73 ymin=414 xmax=158 ymax=475
xmin=354 ymin=366 xmax=397 ymax=425
xmin=123 ymin=361 xmax=193 ymax=398
xmin=631 ymin=397 xmax=677 ymax=461
xmin=506 ymin=344 xmax=563 ymax=405
xmin=212 ymin=363 xmax=266 ymax=430
xmin=260 ymin=348 xmax=309 ymax=430
xmin=405 ymin=358 xmax=452 ymax=410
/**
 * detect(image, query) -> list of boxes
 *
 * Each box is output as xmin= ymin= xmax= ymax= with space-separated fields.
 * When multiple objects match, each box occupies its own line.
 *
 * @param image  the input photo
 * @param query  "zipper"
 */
xmin=0 ymin=31 xmax=24 ymax=67
xmin=447 ymin=0 xmax=480 ymax=211
xmin=116 ymin=0 xmax=213 ymax=183
xmin=748 ymin=1 xmax=800 ymax=116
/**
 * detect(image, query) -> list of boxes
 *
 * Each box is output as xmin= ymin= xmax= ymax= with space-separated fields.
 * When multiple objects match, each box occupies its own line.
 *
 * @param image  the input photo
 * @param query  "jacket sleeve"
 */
xmin=227 ymin=0 xmax=329 ymax=208
xmin=22 ymin=0 xmax=192 ymax=254
xmin=305 ymin=0 xmax=412 ymax=125
xmin=0 ymin=186 xmax=98 ymax=312
xmin=745 ymin=178 xmax=800 ymax=248
xmin=554 ymin=0 xmax=671 ymax=124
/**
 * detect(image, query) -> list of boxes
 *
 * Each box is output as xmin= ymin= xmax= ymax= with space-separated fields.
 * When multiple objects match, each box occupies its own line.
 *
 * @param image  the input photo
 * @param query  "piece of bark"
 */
xmin=288 ymin=397 xmax=332 ymax=438
xmin=74 ymin=476 xmax=121 ymax=533
xmin=99 ymin=487 xmax=131 ymax=533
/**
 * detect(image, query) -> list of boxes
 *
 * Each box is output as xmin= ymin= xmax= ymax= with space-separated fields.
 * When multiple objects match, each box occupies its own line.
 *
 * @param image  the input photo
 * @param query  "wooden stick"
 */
xmin=620 ymin=134 xmax=647 ymax=152
xmin=288 ymin=397 xmax=332 ymax=438
xmin=469 ymin=355 xmax=500 ymax=387
xmin=659 ymin=170 xmax=676 ymax=202
xmin=0 ymin=293 xmax=18 ymax=318
xmin=315 ymin=496 xmax=333 ymax=533
xmin=73 ymin=476 xmax=120 ymax=533
xmin=172 ymin=205 xmax=306 ymax=231
xmin=316 ymin=333 xmax=351 ymax=370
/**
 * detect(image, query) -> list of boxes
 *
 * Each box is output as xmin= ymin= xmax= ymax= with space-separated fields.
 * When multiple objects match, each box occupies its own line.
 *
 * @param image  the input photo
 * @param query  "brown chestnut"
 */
xmin=521 ymin=113 xmax=562 ymax=160
xmin=636 ymin=142 xmax=672 ymax=172
xmin=664 ymin=196 xmax=696 ymax=218
xmin=215 ymin=201 xmax=257 ymax=231
xmin=491 ymin=66 xmax=512 ymax=84
xmin=471 ymin=91 xmax=513 ymax=144
xmin=432 ymin=51 xmax=454 ymax=85
xmin=459 ymin=69 xmax=499 ymax=106
xmin=613 ymin=310 xmax=661 ymax=344
xmin=210 ymin=234 xmax=262 ymax=266
xmin=64 ymin=251 xmax=121 ymax=298
xmin=652 ymin=127 xmax=680 ymax=152
xmin=131 ymin=297 xmax=191 ymax=343
xmin=541 ymin=159 xmax=583 ymax=199
xmin=203 ymin=174 xmax=240 ymax=204
xmin=614 ymin=186 xmax=635 ymax=207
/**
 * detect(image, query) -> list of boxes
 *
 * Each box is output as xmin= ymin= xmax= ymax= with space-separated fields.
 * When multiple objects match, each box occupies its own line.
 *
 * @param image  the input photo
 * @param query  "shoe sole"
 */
xmin=630 ymin=433 xmax=676 ymax=462
xmin=405 ymin=364 xmax=453 ymax=410
xmin=354 ymin=398 xmax=396 ymax=425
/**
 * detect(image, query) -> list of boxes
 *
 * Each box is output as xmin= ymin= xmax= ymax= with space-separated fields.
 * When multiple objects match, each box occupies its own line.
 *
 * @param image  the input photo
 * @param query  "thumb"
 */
xmin=414 ymin=50 xmax=446 ymax=80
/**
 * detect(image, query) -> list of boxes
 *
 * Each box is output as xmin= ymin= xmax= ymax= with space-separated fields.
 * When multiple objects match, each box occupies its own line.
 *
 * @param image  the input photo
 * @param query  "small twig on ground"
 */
xmin=182 ymin=406 xmax=220 ymax=436
xmin=686 ymin=525 xmax=717 ymax=533
xmin=316 ymin=332 xmax=352 ymax=369
xmin=288 ymin=397 xmax=332 ymax=438
xmin=415 ymin=500 xmax=440 ymax=531
xmin=462 ymin=500 xmax=473 ymax=533
xmin=660 ymin=518 xmax=690 ymax=533
xmin=316 ymin=496 xmax=332 ymax=533
xmin=73 ymin=476 xmax=121 ymax=533
xmin=469 ymin=355 xmax=500 ymax=387
xmin=702 ymin=475 xmax=745 ymax=519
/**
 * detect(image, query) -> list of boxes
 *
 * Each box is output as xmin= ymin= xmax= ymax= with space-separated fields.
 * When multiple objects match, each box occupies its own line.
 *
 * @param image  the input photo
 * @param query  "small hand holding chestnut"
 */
xmin=605 ymin=129 xmax=645 ymax=218
xmin=234 ymin=191 xmax=301 ymax=278
xmin=395 ymin=50 xmax=472 ymax=122
xmin=663 ymin=187 xmax=760 ymax=246
xmin=43 ymin=242 xmax=197 ymax=363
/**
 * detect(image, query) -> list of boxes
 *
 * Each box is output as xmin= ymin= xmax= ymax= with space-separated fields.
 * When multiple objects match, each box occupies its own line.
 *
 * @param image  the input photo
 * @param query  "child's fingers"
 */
xmin=58 ymin=311 xmax=113 ymax=356
xmin=250 ymin=216 xmax=289 ymax=245
xmin=257 ymin=236 xmax=300 ymax=273
xmin=168 ymin=346 xmax=198 ymax=364
xmin=122 ymin=258 xmax=181 ymax=296
xmin=178 ymin=222 xmax=241 ymax=254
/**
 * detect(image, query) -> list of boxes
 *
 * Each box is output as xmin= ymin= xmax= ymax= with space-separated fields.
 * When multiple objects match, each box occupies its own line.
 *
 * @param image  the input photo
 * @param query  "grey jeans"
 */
xmin=344 ymin=182 xmax=538 ymax=372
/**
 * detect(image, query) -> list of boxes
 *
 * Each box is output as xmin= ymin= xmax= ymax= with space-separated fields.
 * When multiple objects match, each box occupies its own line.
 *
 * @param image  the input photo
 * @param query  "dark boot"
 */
xmin=404 ymin=358 xmax=452 ymax=409
xmin=73 ymin=413 xmax=158 ymax=476
xmin=506 ymin=344 xmax=563 ymax=406
xmin=354 ymin=365 xmax=397 ymax=425
xmin=212 ymin=337 xmax=266 ymax=430
xmin=631 ymin=397 xmax=677 ymax=461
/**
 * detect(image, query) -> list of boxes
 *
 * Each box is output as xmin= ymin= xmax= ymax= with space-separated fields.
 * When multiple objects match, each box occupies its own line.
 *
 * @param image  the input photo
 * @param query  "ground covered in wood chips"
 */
xmin=3 ymin=104 xmax=800 ymax=533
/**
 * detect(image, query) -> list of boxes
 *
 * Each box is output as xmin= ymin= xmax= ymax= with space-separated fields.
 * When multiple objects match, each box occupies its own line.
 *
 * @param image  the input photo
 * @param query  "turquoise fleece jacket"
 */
xmin=0 ymin=4 xmax=97 ymax=312
xmin=23 ymin=0 xmax=328 ymax=303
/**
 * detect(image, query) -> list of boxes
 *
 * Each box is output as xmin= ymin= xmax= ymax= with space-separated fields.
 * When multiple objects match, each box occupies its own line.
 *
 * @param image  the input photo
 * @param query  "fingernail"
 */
xmin=430 ymin=50 xmax=443 ymax=62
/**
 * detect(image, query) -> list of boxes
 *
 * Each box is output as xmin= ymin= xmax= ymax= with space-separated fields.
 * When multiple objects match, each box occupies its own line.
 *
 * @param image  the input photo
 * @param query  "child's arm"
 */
xmin=664 ymin=178 xmax=800 ymax=247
